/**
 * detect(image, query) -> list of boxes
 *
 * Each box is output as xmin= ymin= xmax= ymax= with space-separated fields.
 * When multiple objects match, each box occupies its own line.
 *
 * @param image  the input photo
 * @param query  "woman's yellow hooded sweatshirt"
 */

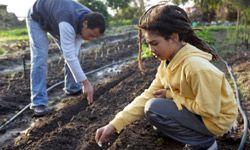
xmin=110 ymin=43 xmax=238 ymax=136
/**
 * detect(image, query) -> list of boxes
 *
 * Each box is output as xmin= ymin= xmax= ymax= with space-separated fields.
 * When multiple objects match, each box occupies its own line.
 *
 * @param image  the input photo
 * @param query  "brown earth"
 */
xmin=0 ymin=32 xmax=250 ymax=150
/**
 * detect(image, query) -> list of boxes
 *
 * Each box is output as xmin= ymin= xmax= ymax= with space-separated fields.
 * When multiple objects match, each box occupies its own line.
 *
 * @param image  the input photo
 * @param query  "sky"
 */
xmin=0 ymin=0 xmax=193 ymax=19
xmin=0 ymin=0 xmax=36 ymax=19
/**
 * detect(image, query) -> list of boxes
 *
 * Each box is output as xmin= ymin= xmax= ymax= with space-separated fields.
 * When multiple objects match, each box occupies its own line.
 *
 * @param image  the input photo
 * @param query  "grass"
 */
xmin=0 ymin=26 xmax=29 ymax=42
xmin=0 ymin=47 xmax=5 ymax=55
xmin=105 ymin=25 xmax=137 ymax=36
xmin=195 ymin=28 xmax=214 ymax=45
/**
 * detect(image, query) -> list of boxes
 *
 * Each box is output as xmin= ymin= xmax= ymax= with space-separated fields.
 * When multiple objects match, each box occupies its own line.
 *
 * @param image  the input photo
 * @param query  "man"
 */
xmin=26 ymin=0 xmax=106 ymax=116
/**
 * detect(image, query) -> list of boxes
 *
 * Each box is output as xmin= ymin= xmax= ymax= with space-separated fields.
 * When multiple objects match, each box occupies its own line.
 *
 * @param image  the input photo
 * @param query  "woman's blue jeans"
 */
xmin=144 ymin=98 xmax=215 ymax=149
xmin=26 ymin=15 xmax=81 ymax=108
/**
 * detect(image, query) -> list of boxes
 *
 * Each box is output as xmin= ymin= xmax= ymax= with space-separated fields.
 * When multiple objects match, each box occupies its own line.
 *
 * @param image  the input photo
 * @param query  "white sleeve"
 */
xmin=59 ymin=22 xmax=87 ymax=82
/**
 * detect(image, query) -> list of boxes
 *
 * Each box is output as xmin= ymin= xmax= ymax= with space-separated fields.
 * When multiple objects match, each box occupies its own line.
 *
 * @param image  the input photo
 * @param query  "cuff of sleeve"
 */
xmin=109 ymin=118 xmax=124 ymax=134
xmin=76 ymin=74 xmax=87 ymax=83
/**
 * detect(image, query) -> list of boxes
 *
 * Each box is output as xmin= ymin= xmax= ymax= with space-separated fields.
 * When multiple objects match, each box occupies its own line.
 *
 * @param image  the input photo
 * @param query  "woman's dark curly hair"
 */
xmin=137 ymin=3 xmax=218 ymax=71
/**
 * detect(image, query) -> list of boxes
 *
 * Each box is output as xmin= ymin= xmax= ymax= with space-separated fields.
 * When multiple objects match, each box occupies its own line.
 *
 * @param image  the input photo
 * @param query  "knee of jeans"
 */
xmin=32 ymin=54 xmax=48 ymax=66
xmin=144 ymin=98 xmax=161 ymax=114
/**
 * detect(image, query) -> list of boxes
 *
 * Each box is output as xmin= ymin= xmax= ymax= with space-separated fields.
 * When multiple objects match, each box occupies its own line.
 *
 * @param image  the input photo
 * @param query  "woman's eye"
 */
xmin=151 ymin=43 xmax=158 ymax=46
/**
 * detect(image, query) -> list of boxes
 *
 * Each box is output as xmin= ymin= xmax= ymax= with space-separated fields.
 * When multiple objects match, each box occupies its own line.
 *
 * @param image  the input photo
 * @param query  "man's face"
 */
xmin=81 ymin=21 xmax=101 ymax=41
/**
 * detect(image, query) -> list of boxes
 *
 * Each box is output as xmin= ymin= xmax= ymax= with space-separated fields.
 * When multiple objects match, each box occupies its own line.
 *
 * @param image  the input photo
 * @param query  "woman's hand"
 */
xmin=153 ymin=89 xmax=167 ymax=98
xmin=82 ymin=79 xmax=94 ymax=104
xmin=95 ymin=124 xmax=116 ymax=146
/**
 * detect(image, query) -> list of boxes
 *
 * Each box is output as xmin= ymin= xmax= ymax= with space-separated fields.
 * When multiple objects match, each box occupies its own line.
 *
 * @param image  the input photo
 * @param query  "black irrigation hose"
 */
xmin=0 ymin=57 xmax=135 ymax=132
xmin=220 ymin=57 xmax=248 ymax=150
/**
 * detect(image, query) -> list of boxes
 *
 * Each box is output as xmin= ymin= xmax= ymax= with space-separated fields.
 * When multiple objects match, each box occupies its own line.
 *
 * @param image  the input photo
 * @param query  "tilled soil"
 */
xmin=0 ymin=31 xmax=250 ymax=149
xmin=2 ymin=55 xmax=250 ymax=150
xmin=0 ymin=32 xmax=137 ymax=129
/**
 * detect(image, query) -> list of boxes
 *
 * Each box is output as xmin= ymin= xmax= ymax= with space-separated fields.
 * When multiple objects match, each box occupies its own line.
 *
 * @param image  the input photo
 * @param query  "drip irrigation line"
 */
xmin=0 ymin=57 xmax=135 ymax=132
xmin=220 ymin=57 xmax=248 ymax=150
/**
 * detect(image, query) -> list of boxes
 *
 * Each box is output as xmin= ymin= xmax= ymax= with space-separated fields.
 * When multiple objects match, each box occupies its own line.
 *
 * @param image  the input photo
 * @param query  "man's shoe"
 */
xmin=33 ymin=105 xmax=51 ymax=117
xmin=183 ymin=141 xmax=218 ymax=150
xmin=65 ymin=90 xmax=82 ymax=96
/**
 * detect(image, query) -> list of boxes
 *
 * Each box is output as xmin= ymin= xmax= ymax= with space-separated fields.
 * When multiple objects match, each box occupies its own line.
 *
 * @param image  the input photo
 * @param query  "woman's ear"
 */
xmin=170 ymin=33 xmax=180 ymax=43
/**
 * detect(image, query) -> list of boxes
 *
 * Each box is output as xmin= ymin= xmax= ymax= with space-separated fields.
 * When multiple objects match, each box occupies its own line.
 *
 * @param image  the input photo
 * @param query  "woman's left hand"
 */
xmin=153 ymin=89 xmax=167 ymax=98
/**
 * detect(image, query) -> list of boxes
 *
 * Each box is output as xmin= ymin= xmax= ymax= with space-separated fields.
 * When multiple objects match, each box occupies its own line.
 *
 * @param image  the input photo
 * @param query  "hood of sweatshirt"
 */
xmin=167 ymin=43 xmax=212 ymax=71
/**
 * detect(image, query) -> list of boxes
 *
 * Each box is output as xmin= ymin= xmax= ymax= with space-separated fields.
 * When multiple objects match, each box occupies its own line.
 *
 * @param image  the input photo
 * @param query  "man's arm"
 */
xmin=59 ymin=22 xmax=87 ymax=83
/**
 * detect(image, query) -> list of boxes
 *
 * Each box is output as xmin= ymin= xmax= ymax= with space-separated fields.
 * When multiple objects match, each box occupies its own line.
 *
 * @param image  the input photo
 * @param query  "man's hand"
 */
xmin=95 ymin=124 xmax=116 ymax=147
xmin=82 ymin=79 xmax=94 ymax=104
xmin=153 ymin=89 xmax=167 ymax=98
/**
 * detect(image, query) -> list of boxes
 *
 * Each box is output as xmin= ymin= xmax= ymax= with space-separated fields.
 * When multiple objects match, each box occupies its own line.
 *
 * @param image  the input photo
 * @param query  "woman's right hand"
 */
xmin=95 ymin=124 xmax=116 ymax=146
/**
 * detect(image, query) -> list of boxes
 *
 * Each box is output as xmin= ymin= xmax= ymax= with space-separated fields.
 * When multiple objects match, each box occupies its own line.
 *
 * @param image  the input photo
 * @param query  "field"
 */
xmin=0 ymin=26 xmax=249 ymax=150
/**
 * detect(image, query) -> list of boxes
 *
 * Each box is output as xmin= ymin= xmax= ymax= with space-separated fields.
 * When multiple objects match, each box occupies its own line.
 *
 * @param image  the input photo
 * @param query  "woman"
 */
xmin=95 ymin=4 xmax=238 ymax=150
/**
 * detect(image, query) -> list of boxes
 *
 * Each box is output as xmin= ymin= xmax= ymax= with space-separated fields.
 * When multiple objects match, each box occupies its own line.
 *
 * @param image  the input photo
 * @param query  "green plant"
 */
xmin=195 ymin=28 xmax=214 ymax=45
xmin=105 ymin=25 xmax=136 ymax=35
xmin=0 ymin=26 xmax=28 ymax=42
xmin=141 ymin=43 xmax=152 ymax=58
xmin=0 ymin=47 xmax=5 ymax=55
xmin=108 ymin=19 xmax=133 ymax=27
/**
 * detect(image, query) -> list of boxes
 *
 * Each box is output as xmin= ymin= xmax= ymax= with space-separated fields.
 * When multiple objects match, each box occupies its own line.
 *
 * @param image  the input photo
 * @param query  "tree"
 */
xmin=173 ymin=0 xmax=223 ymax=22
xmin=78 ymin=0 xmax=110 ymax=19
xmin=114 ymin=6 xmax=139 ymax=20
xmin=229 ymin=0 xmax=250 ymax=48
xmin=106 ymin=0 xmax=131 ymax=10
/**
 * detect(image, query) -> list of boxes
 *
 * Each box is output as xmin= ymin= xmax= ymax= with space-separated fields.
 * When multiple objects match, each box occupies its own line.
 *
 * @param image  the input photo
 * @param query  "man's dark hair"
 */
xmin=84 ymin=12 xmax=106 ymax=34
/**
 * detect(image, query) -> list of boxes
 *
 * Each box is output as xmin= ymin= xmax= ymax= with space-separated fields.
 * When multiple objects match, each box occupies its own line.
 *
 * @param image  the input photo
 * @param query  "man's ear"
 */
xmin=83 ymin=20 xmax=88 ymax=28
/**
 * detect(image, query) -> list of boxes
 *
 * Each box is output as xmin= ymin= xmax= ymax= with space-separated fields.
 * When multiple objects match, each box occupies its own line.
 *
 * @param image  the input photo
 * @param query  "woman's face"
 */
xmin=143 ymin=31 xmax=180 ymax=61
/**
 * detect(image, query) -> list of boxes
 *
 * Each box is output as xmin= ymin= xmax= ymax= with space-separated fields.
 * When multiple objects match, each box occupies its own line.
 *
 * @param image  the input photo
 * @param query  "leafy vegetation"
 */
xmin=105 ymin=0 xmax=131 ymax=10
xmin=0 ymin=26 xmax=28 ymax=42
xmin=141 ymin=43 xmax=152 ymax=59
xmin=195 ymin=28 xmax=214 ymax=45
xmin=108 ymin=19 xmax=134 ymax=27
xmin=0 ymin=48 xmax=5 ymax=55
xmin=104 ymin=25 xmax=137 ymax=36
xmin=78 ymin=0 xmax=109 ymax=19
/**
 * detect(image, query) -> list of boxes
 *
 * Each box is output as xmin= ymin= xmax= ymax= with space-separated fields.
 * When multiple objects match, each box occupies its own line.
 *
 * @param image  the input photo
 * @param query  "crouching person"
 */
xmin=95 ymin=3 xmax=237 ymax=150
